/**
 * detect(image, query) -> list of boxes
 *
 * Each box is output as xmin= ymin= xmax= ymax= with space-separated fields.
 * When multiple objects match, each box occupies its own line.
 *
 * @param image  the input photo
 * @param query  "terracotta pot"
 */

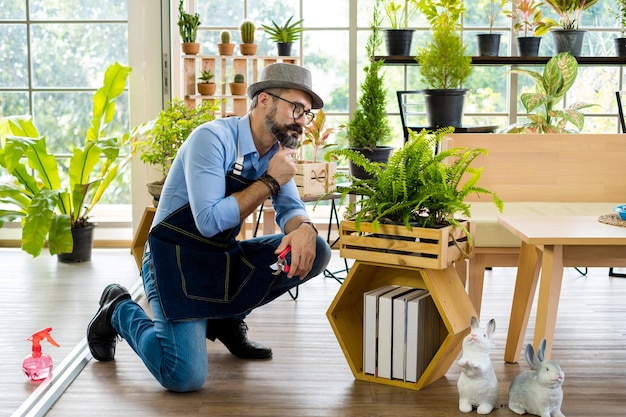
xmin=197 ymin=82 xmax=216 ymax=96
xmin=217 ymin=43 xmax=235 ymax=56
xmin=229 ymin=82 xmax=247 ymax=96
xmin=181 ymin=42 xmax=200 ymax=55
xmin=239 ymin=43 xmax=258 ymax=56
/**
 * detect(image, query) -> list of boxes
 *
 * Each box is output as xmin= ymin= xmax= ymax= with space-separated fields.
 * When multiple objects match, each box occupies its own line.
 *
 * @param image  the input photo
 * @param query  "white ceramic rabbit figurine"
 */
xmin=457 ymin=316 xmax=498 ymax=414
xmin=508 ymin=339 xmax=566 ymax=417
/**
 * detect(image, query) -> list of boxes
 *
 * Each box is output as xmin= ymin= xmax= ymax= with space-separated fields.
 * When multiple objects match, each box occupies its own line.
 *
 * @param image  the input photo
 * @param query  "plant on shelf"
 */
xmin=217 ymin=30 xmax=235 ymax=56
xmin=178 ymin=0 xmax=201 ymax=55
xmin=197 ymin=69 xmax=216 ymax=96
xmin=543 ymin=0 xmax=598 ymax=30
xmin=262 ymin=16 xmax=304 ymax=56
xmin=133 ymin=98 xmax=218 ymax=204
xmin=239 ymin=20 xmax=258 ymax=55
xmin=324 ymin=127 xmax=503 ymax=244
xmin=381 ymin=0 xmax=418 ymax=55
xmin=0 ymin=62 xmax=133 ymax=259
xmin=504 ymin=52 xmax=597 ymax=133
xmin=480 ymin=0 xmax=509 ymax=34
xmin=229 ymin=73 xmax=247 ymax=96
xmin=506 ymin=0 xmax=552 ymax=56
xmin=610 ymin=0 xmax=626 ymax=56
xmin=415 ymin=0 xmax=472 ymax=127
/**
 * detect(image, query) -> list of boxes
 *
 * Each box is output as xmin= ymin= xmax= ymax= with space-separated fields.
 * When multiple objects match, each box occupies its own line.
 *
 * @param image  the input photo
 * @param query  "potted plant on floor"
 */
xmin=294 ymin=109 xmax=345 ymax=198
xmin=344 ymin=0 xmax=394 ymax=179
xmin=239 ymin=20 xmax=258 ymax=55
xmin=197 ymin=69 xmax=216 ymax=96
xmin=382 ymin=0 xmax=417 ymax=56
xmin=415 ymin=0 xmax=472 ymax=128
xmin=0 ymin=62 xmax=133 ymax=261
xmin=476 ymin=0 xmax=509 ymax=56
xmin=178 ymin=0 xmax=201 ymax=55
xmin=543 ymin=0 xmax=599 ymax=56
xmin=324 ymin=127 xmax=503 ymax=268
xmin=506 ymin=0 xmax=552 ymax=56
xmin=217 ymin=30 xmax=235 ymax=56
xmin=261 ymin=16 xmax=304 ymax=56
xmin=133 ymin=98 xmax=218 ymax=206
xmin=610 ymin=0 xmax=626 ymax=56
xmin=503 ymin=52 xmax=597 ymax=133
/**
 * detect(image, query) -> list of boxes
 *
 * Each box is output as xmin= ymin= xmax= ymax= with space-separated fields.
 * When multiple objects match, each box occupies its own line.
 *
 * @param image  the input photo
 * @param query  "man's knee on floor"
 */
xmin=160 ymin=366 xmax=207 ymax=393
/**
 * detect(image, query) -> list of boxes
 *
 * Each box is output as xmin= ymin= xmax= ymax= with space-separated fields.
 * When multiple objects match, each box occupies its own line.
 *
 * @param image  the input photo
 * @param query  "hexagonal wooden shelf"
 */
xmin=326 ymin=260 xmax=477 ymax=390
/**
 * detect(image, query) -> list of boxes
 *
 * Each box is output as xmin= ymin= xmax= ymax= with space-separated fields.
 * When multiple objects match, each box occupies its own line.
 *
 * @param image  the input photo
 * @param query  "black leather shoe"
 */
xmin=206 ymin=318 xmax=272 ymax=359
xmin=87 ymin=284 xmax=130 ymax=361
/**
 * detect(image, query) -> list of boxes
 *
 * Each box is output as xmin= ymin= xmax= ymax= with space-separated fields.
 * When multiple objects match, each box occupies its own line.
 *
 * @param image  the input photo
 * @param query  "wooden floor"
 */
xmin=2 ymin=249 xmax=626 ymax=416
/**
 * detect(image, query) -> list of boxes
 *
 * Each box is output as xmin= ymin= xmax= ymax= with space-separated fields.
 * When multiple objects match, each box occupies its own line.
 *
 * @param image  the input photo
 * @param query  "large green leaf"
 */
xmin=22 ymin=190 xmax=59 ymax=257
xmin=25 ymin=136 xmax=62 ymax=190
xmin=47 ymin=214 xmax=73 ymax=255
xmin=87 ymin=62 xmax=132 ymax=141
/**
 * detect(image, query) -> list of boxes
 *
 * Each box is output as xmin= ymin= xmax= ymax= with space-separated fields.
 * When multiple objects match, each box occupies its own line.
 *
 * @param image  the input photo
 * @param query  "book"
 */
xmin=376 ymin=286 xmax=416 ymax=379
xmin=405 ymin=291 xmax=439 ymax=383
xmin=391 ymin=288 xmax=427 ymax=380
xmin=363 ymin=285 xmax=398 ymax=375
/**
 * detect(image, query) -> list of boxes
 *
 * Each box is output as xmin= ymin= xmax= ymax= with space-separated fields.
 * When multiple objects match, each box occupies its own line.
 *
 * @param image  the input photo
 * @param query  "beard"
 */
xmin=265 ymin=106 xmax=302 ymax=149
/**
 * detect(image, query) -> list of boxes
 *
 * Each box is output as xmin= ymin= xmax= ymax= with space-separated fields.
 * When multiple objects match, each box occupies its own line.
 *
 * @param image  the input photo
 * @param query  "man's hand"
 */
xmin=266 ymin=145 xmax=296 ymax=186
xmin=274 ymin=222 xmax=317 ymax=279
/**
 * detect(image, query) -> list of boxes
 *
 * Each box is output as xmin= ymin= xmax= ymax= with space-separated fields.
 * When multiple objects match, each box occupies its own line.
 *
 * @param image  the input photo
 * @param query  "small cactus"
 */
xmin=234 ymin=73 xmax=245 ymax=83
xmin=240 ymin=20 xmax=256 ymax=44
xmin=220 ymin=30 xmax=231 ymax=44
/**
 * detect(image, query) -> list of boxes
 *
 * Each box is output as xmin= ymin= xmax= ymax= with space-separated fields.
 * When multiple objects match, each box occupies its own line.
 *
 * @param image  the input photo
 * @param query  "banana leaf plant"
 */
xmin=0 ymin=62 xmax=133 ymax=257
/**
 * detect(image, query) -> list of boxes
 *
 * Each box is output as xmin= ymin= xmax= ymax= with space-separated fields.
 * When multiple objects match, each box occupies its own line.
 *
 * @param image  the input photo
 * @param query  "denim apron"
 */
xmin=148 ymin=167 xmax=281 ymax=321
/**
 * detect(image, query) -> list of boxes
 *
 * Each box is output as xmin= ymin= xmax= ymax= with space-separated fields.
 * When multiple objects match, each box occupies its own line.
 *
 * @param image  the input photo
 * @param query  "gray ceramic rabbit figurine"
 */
xmin=457 ymin=316 xmax=498 ymax=414
xmin=508 ymin=339 xmax=565 ymax=417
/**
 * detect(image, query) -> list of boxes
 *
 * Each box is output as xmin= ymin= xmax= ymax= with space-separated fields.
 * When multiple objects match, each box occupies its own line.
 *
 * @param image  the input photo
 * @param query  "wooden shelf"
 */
xmin=326 ymin=260 xmax=477 ymax=390
xmin=375 ymin=55 xmax=626 ymax=66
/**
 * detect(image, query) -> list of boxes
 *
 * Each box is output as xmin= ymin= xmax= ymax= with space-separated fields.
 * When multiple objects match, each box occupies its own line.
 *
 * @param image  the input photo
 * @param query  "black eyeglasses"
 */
xmin=264 ymin=91 xmax=315 ymax=125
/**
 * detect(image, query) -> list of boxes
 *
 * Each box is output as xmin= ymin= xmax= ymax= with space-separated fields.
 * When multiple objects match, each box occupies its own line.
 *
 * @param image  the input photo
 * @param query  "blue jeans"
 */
xmin=111 ymin=233 xmax=331 ymax=392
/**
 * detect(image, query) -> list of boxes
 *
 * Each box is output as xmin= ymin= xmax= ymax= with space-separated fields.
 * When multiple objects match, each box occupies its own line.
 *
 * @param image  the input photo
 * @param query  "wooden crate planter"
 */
xmin=339 ymin=220 xmax=475 ymax=270
xmin=294 ymin=161 xmax=336 ymax=198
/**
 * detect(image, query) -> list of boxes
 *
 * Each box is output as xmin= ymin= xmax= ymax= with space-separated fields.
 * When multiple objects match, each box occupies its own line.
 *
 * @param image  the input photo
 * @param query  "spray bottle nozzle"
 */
xmin=27 ymin=327 xmax=60 ymax=357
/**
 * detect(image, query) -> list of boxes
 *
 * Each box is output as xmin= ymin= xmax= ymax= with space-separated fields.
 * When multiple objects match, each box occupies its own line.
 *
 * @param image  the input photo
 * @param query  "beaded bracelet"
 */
xmin=258 ymin=174 xmax=280 ymax=195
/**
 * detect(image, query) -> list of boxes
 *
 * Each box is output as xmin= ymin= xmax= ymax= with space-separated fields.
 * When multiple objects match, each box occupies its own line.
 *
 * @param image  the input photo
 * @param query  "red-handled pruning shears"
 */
xmin=270 ymin=246 xmax=291 ymax=275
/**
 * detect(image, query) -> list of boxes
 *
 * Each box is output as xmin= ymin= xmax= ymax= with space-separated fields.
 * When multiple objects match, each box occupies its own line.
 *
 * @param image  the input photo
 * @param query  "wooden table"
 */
xmin=498 ymin=215 xmax=626 ymax=363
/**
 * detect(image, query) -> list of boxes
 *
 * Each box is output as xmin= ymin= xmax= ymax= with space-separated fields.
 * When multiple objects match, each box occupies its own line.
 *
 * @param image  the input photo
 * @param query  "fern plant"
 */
xmin=323 ymin=127 xmax=503 ymax=243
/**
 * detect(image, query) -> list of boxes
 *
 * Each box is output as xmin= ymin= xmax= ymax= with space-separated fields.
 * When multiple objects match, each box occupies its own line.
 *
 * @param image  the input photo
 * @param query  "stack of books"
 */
xmin=363 ymin=285 xmax=441 ymax=382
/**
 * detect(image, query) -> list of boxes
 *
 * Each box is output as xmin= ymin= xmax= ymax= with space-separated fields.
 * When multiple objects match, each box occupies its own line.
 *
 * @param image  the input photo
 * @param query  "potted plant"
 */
xmin=476 ymin=0 xmax=509 ymax=56
xmin=415 ymin=0 xmax=472 ymax=128
xmin=611 ymin=0 xmax=626 ymax=56
xmin=178 ymin=0 xmax=201 ymax=55
xmin=506 ymin=0 xmax=552 ymax=56
xmin=133 ymin=98 xmax=218 ymax=205
xmin=0 ymin=62 xmax=133 ymax=261
xmin=344 ymin=1 xmax=393 ymax=179
xmin=217 ymin=30 xmax=235 ymax=56
xmin=324 ymin=127 xmax=503 ymax=266
xmin=382 ymin=0 xmax=417 ymax=56
xmin=261 ymin=16 xmax=304 ymax=56
xmin=239 ymin=20 xmax=257 ymax=55
xmin=229 ymin=73 xmax=247 ymax=96
xmin=292 ymin=109 xmax=345 ymax=198
xmin=197 ymin=69 xmax=216 ymax=96
xmin=504 ymin=52 xmax=597 ymax=133
xmin=543 ymin=0 xmax=599 ymax=56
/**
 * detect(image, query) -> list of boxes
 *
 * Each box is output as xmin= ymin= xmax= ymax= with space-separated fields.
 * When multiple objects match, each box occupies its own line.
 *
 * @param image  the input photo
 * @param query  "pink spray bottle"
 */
xmin=22 ymin=327 xmax=60 ymax=382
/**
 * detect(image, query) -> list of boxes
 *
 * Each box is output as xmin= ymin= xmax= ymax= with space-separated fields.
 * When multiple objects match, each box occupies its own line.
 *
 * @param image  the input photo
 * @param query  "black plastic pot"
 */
xmin=517 ymin=36 xmax=541 ymax=57
xmin=348 ymin=146 xmax=394 ymax=180
xmin=477 ymin=34 xmax=501 ymax=57
xmin=277 ymin=42 xmax=293 ymax=56
xmin=551 ymin=29 xmax=586 ymax=56
xmin=57 ymin=223 xmax=96 ymax=263
xmin=423 ymin=89 xmax=468 ymax=128
xmin=615 ymin=37 xmax=626 ymax=57
xmin=384 ymin=29 xmax=415 ymax=56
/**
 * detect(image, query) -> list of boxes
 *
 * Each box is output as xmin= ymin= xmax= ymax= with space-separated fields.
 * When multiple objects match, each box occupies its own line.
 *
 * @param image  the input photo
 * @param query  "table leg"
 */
xmin=533 ymin=244 xmax=564 ymax=359
xmin=504 ymin=241 xmax=542 ymax=363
